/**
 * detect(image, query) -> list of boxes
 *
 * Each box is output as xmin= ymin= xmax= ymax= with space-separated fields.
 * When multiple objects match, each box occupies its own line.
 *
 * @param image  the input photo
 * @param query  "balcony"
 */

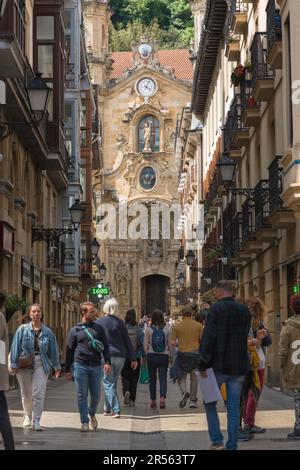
xmin=267 ymin=156 xmax=295 ymax=229
xmin=65 ymin=63 xmax=76 ymax=89
xmin=225 ymin=38 xmax=241 ymax=62
xmin=0 ymin=0 xmax=26 ymax=77
xmin=254 ymin=180 xmax=270 ymax=232
xmin=251 ymin=32 xmax=275 ymax=102
xmin=46 ymin=240 xmax=65 ymax=278
xmin=240 ymin=75 xmax=261 ymax=127
xmin=231 ymin=1 xmax=248 ymax=36
xmin=266 ymin=0 xmax=282 ymax=70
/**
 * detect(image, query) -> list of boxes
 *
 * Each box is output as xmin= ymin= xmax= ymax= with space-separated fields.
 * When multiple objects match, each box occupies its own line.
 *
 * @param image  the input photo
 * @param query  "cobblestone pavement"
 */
xmin=3 ymin=377 xmax=300 ymax=450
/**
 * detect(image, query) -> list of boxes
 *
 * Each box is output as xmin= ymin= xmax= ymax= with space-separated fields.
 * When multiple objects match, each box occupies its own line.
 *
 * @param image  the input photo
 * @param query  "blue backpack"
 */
xmin=151 ymin=326 xmax=166 ymax=353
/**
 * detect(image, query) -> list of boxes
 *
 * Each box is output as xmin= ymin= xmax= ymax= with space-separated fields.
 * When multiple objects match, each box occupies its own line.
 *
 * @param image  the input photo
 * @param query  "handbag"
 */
xmin=139 ymin=362 xmax=149 ymax=384
xmin=82 ymin=326 xmax=104 ymax=354
xmin=18 ymin=355 xmax=33 ymax=369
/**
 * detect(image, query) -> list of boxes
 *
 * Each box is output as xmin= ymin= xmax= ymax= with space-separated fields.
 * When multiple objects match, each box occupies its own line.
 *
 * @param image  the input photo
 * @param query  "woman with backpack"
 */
xmin=143 ymin=309 xmax=173 ymax=409
xmin=121 ymin=309 xmax=145 ymax=407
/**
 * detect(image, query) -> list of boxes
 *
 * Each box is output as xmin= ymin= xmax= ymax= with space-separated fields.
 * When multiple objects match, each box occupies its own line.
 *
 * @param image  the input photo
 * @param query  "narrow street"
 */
xmin=4 ymin=378 xmax=299 ymax=450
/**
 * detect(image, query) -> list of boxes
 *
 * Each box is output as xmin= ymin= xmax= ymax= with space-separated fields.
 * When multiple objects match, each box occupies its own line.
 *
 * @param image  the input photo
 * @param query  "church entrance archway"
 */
xmin=141 ymin=275 xmax=170 ymax=317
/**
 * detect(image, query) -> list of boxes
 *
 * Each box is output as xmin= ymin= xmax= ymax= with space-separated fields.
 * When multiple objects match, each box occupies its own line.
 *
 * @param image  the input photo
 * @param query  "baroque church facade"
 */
xmin=83 ymin=1 xmax=193 ymax=317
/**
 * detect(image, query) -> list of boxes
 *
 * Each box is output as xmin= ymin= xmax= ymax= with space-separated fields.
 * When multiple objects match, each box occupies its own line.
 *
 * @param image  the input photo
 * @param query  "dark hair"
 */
xmin=0 ymin=292 xmax=6 ymax=307
xmin=216 ymin=280 xmax=235 ymax=294
xmin=290 ymin=294 xmax=300 ymax=315
xmin=151 ymin=309 xmax=165 ymax=327
xmin=194 ymin=312 xmax=205 ymax=323
xmin=27 ymin=303 xmax=44 ymax=322
xmin=125 ymin=308 xmax=137 ymax=326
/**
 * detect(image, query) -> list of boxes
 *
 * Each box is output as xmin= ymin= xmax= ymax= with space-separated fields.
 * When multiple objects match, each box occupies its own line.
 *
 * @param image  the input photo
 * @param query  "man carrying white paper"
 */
xmin=198 ymin=281 xmax=251 ymax=450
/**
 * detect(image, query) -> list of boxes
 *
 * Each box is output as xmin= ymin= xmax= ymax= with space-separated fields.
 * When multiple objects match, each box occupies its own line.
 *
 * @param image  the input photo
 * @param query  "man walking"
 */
xmin=171 ymin=304 xmax=203 ymax=408
xmin=65 ymin=302 xmax=111 ymax=431
xmin=198 ymin=281 xmax=251 ymax=450
xmin=0 ymin=292 xmax=15 ymax=450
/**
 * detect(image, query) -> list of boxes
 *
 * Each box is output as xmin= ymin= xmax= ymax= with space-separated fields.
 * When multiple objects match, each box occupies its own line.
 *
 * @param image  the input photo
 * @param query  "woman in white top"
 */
xmin=143 ymin=309 xmax=173 ymax=409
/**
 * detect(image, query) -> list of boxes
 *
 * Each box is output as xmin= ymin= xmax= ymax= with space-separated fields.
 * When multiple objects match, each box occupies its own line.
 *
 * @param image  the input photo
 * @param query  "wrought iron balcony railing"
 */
xmin=223 ymin=93 xmax=248 ymax=151
xmin=242 ymin=198 xmax=255 ymax=243
xmin=254 ymin=180 xmax=270 ymax=230
xmin=266 ymin=0 xmax=282 ymax=59
xmin=240 ymin=74 xmax=260 ymax=115
xmin=268 ymin=155 xmax=283 ymax=215
xmin=47 ymin=240 xmax=65 ymax=271
xmin=251 ymin=32 xmax=275 ymax=84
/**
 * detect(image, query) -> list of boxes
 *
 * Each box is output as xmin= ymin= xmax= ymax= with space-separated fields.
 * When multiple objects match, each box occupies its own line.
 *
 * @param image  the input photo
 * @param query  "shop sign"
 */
xmin=21 ymin=259 xmax=31 ymax=287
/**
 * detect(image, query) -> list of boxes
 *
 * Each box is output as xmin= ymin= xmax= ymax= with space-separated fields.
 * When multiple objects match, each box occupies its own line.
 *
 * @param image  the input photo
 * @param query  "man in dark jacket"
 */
xmin=65 ymin=302 xmax=111 ymax=432
xmin=198 ymin=281 xmax=251 ymax=450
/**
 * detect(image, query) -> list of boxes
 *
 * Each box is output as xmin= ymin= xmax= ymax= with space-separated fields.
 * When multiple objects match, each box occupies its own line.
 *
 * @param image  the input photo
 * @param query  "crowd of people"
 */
xmin=0 ymin=283 xmax=300 ymax=450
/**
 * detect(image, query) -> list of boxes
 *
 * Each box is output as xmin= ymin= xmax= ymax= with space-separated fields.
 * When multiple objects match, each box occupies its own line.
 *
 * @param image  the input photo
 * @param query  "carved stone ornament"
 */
xmin=115 ymin=261 xmax=130 ymax=296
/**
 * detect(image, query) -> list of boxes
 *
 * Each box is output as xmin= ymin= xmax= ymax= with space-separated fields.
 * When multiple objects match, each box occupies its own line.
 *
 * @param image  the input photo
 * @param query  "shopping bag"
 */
xmin=139 ymin=362 xmax=149 ymax=384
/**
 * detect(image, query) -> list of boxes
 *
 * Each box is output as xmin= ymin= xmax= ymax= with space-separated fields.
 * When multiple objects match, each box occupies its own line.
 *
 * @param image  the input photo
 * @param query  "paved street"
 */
xmin=3 ymin=377 xmax=300 ymax=450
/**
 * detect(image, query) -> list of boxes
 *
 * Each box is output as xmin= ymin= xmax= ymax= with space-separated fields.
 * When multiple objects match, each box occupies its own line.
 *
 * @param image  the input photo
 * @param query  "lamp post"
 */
xmin=99 ymin=263 xmax=107 ymax=278
xmin=0 ymin=0 xmax=7 ymax=18
xmin=0 ymin=73 xmax=52 ymax=141
xmin=32 ymin=199 xmax=85 ymax=244
xmin=90 ymin=238 xmax=100 ymax=257
xmin=216 ymin=153 xmax=256 ymax=199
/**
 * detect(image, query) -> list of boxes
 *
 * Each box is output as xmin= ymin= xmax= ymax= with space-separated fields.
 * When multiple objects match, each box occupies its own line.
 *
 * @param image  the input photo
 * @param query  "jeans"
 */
xmin=0 ymin=391 xmax=15 ymax=450
xmin=121 ymin=358 xmax=141 ymax=403
xmin=147 ymin=353 xmax=169 ymax=400
xmin=102 ymin=356 xmax=125 ymax=413
xmin=73 ymin=362 xmax=103 ymax=424
xmin=294 ymin=389 xmax=300 ymax=431
xmin=204 ymin=372 xmax=245 ymax=450
xmin=17 ymin=355 xmax=49 ymax=425
xmin=178 ymin=370 xmax=198 ymax=401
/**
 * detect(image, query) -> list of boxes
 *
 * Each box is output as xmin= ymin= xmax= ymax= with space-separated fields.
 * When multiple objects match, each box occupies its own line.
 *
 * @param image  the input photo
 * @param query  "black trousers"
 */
xmin=121 ymin=358 xmax=141 ymax=403
xmin=0 ymin=391 xmax=15 ymax=450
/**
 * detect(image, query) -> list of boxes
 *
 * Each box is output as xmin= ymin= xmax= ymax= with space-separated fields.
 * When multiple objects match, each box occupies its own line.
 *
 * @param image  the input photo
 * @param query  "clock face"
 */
xmin=137 ymin=78 xmax=156 ymax=97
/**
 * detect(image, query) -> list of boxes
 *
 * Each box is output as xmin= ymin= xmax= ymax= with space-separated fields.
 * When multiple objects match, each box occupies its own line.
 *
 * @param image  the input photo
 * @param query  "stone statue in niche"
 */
xmin=143 ymin=121 xmax=152 ymax=152
xmin=115 ymin=261 xmax=129 ymax=296
xmin=148 ymin=239 xmax=163 ymax=258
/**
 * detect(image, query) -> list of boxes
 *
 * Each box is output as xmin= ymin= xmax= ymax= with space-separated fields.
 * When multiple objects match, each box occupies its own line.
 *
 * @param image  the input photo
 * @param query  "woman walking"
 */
xmin=121 ymin=309 xmax=145 ymax=407
xmin=9 ymin=304 xmax=61 ymax=430
xmin=242 ymin=297 xmax=272 ymax=434
xmin=97 ymin=299 xmax=137 ymax=418
xmin=144 ymin=309 xmax=173 ymax=409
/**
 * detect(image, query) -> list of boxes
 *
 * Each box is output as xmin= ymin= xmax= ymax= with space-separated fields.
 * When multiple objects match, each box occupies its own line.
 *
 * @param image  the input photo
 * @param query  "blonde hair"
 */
xmin=246 ymin=297 xmax=266 ymax=330
xmin=103 ymin=298 xmax=120 ymax=317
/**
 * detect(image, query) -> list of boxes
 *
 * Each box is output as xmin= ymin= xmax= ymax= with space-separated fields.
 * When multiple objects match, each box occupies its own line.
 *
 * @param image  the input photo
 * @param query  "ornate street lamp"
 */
xmin=217 ymin=153 xmax=237 ymax=184
xmin=178 ymin=272 xmax=185 ymax=287
xmin=99 ymin=263 xmax=107 ymax=278
xmin=0 ymin=0 xmax=7 ymax=18
xmin=186 ymin=250 xmax=196 ymax=267
xmin=32 ymin=199 xmax=85 ymax=244
xmin=90 ymin=238 xmax=100 ymax=257
xmin=0 ymin=73 xmax=52 ymax=141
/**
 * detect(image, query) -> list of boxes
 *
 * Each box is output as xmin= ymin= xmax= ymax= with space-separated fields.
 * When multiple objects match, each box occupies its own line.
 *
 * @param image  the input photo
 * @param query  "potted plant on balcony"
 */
xmin=246 ymin=96 xmax=257 ymax=108
xmin=231 ymin=64 xmax=245 ymax=85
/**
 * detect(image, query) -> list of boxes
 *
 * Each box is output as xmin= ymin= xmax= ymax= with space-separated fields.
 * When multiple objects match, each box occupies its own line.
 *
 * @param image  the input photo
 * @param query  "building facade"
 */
xmin=190 ymin=0 xmax=300 ymax=387
xmin=83 ymin=0 xmax=194 ymax=317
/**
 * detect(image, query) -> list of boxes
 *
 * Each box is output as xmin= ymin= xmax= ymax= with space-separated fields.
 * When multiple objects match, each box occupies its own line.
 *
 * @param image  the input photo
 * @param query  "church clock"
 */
xmin=137 ymin=78 xmax=157 ymax=97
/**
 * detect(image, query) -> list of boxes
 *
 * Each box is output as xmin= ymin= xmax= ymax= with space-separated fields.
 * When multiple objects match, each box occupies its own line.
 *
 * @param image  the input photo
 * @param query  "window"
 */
xmin=138 ymin=115 xmax=160 ymax=153
xmin=37 ymin=16 xmax=54 ymax=40
xmin=38 ymin=45 xmax=53 ymax=78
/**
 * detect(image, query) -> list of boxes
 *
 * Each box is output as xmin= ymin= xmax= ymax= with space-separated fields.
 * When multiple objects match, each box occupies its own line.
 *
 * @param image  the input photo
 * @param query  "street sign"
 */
xmin=88 ymin=284 xmax=110 ymax=300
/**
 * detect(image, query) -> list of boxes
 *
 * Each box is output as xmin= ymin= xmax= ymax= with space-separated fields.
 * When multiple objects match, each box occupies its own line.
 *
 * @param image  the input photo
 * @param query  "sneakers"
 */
xmin=103 ymin=411 xmax=111 ymax=416
xmin=244 ymin=424 xmax=266 ymax=434
xmin=32 ymin=422 xmax=43 ymax=431
xmin=189 ymin=400 xmax=198 ymax=408
xmin=238 ymin=429 xmax=253 ymax=442
xmin=89 ymin=415 xmax=98 ymax=430
xmin=23 ymin=415 xmax=31 ymax=428
xmin=150 ymin=400 xmax=157 ymax=409
xmin=124 ymin=391 xmax=130 ymax=406
xmin=209 ymin=443 xmax=225 ymax=450
xmin=112 ymin=412 xmax=120 ymax=418
xmin=80 ymin=423 xmax=90 ymax=432
xmin=160 ymin=398 xmax=166 ymax=409
xmin=179 ymin=392 xmax=190 ymax=408
xmin=287 ymin=429 xmax=300 ymax=439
